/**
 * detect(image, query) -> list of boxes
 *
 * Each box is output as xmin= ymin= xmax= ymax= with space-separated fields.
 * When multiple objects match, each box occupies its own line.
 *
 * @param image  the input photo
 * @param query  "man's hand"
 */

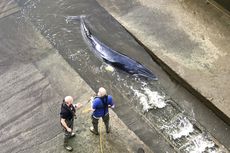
xmin=67 ymin=127 xmax=72 ymax=133
xmin=90 ymin=96 xmax=94 ymax=102
xmin=108 ymin=105 xmax=115 ymax=109
xmin=74 ymin=103 xmax=83 ymax=109
xmin=61 ymin=118 xmax=72 ymax=132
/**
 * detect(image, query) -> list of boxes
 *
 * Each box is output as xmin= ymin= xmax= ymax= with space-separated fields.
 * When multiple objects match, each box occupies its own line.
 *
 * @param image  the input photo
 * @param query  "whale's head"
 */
xmin=135 ymin=64 xmax=158 ymax=80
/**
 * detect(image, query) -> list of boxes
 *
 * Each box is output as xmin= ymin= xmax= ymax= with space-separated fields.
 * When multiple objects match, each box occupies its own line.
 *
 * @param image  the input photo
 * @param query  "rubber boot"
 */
xmin=91 ymin=116 xmax=99 ymax=135
xmin=64 ymin=135 xmax=73 ymax=151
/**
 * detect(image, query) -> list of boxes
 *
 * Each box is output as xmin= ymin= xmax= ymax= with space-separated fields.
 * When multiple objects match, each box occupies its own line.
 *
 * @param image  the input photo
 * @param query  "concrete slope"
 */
xmin=0 ymin=0 xmax=20 ymax=18
xmin=0 ymin=11 xmax=152 ymax=153
xmin=96 ymin=0 xmax=230 ymax=124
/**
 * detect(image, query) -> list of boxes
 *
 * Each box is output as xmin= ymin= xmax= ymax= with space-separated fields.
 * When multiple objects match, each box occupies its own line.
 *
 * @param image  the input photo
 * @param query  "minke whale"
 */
xmin=80 ymin=19 xmax=158 ymax=80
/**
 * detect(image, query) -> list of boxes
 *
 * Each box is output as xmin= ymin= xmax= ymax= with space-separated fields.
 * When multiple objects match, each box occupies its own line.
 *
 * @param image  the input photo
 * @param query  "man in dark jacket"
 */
xmin=90 ymin=87 xmax=115 ymax=135
xmin=60 ymin=96 xmax=82 ymax=151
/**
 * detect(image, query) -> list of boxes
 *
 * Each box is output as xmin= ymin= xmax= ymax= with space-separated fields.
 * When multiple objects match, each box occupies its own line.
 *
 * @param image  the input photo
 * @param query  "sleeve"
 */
xmin=108 ymin=95 xmax=114 ymax=107
xmin=60 ymin=104 xmax=69 ymax=119
xmin=60 ymin=110 xmax=67 ymax=119
xmin=71 ymin=104 xmax=76 ymax=113
xmin=92 ymin=98 xmax=98 ymax=109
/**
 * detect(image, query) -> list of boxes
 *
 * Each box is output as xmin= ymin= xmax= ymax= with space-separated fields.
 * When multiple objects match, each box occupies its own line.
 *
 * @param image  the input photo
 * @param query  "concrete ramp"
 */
xmin=0 ymin=12 xmax=152 ymax=153
xmin=0 ymin=0 xmax=20 ymax=19
xmin=96 ymin=0 xmax=230 ymax=125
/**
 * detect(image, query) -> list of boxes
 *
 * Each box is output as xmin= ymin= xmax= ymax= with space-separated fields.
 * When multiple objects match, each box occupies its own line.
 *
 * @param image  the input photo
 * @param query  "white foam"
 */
xmin=161 ymin=115 xmax=194 ymax=140
xmin=171 ymin=117 xmax=194 ymax=139
xmin=132 ymin=87 xmax=167 ymax=112
xmin=186 ymin=134 xmax=215 ymax=153
xmin=143 ymin=88 xmax=166 ymax=109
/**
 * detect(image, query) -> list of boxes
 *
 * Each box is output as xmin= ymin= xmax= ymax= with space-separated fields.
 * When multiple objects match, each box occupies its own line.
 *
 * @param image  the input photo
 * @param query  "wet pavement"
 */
xmin=213 ymin=0 xmax=230 ymax=12
xmin=96 ymin=0 xmax=230 ymax=124
xmin=0 ymin=4 xmax=152 ymax=152
xmin=1 ymin=0 xmax=230 ymax=152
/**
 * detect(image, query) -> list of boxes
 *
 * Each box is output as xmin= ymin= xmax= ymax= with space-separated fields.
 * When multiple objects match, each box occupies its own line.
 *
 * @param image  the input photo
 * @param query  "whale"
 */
xmin=80 ymin=19 xmax=158 ymax=80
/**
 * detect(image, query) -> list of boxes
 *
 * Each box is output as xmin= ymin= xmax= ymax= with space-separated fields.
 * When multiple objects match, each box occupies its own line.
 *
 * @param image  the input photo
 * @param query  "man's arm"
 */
xmin=91 ymin=103 xmax=96 ymax=112
xmin=108 ymin=96 xmax=115 ymax=108
xmin=60 ymin=118 xmax=72 ymax=132
xmin=90 ymin=97 xmax=96 ymax=112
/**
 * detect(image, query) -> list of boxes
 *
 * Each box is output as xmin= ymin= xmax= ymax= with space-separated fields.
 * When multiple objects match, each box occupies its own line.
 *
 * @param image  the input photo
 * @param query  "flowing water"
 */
xmin=3 ymin=0 xmax=229 ymax=152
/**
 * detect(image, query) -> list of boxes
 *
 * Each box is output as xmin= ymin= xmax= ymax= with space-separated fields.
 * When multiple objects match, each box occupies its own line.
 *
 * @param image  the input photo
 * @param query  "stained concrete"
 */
xmin=0 ymin=11 xmax=152 ymax=153
xmin=0 ymin=0 xmax=20 ymax=18
xmin=96 ymin=0 xmax=230 ymax=125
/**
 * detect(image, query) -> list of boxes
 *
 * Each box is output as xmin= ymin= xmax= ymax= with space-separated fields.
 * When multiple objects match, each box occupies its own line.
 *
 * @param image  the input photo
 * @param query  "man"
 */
xmin=90 ymin=87 xmax=115 ymax=135
xmin=60 ymin=96 xmax=82 ymax=151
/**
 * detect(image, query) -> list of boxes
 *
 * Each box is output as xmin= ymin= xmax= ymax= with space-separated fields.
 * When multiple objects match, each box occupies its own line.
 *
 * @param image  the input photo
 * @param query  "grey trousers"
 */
xmin=63 ymin=119 xmax=74 ymax=146
xmin=91 ymin=113 xmax=110 ymax=133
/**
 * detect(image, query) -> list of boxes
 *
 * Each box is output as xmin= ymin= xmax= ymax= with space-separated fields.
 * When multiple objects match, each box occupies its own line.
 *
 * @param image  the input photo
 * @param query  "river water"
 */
xmin=2 ymin=0 xmax=229 ymax=152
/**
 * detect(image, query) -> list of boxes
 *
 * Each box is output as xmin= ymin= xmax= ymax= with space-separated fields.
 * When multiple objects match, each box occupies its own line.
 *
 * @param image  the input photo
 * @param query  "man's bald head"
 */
xmin=64 ymin=96 xmax=73 ymax=106
xmin=97 ymin=87 xmax=107 ymax=97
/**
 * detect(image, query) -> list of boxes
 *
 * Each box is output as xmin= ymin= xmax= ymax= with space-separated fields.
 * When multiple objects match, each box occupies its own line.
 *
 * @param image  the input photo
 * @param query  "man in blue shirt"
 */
xmin=90 ymin=87 xmax=115 ymax=135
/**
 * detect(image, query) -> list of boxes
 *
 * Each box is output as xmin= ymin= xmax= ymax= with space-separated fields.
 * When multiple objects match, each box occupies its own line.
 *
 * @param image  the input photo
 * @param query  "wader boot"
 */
xmin=103 ymin=114 xmax=110 ymax=133
xmin=64 ymin=132 xmax=73 ymax=151
xmin=63 ymin=119 xmax=74 ymax=151
xmin=90 ymin=115 xmax=99 ymax=135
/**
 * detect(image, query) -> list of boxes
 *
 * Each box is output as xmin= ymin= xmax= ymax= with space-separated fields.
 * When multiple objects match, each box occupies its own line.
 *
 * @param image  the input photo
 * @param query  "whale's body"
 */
xmin=81 ymin=19 xmax=157 ymax=80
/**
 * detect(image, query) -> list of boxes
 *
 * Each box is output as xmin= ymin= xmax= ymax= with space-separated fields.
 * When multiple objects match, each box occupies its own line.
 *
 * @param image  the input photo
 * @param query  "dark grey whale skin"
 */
xmin=81 ymin=18 xmax=158 ymax=80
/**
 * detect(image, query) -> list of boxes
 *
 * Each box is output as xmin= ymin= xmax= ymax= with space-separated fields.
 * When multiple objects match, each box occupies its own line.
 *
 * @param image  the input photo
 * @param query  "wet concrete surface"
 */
xmin=213 ymin=0 xmax=230 ymax=12
xmin=18 ymin=0 xmax=175 ymax=152
xmin=1 ymin=0 xmax=230 ymax=152
xmin=24 ymin=0 xmax=229 ymax=149
xmin=96 ymin=0 xmax=230 ymax=124
xmin=16 ymin=0 xmax=230 ymax=152
xmin=97 ymin=0 xmax=230 ymax=149
xmin=0 ymin=10 xmax=152 ymax=153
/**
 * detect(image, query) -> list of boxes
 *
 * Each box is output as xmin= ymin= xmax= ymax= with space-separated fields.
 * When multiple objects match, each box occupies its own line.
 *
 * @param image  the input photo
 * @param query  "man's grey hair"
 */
xmin=98 ymin=87 xmax=107 ymax=97
xmin=64 ymin=96 xmax=73 ymax=103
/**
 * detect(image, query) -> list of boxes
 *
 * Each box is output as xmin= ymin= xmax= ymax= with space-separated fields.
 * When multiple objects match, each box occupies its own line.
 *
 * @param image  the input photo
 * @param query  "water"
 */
xmin=132 ymin=87 xmax=167 ymax=111
xmin=15 ymin=0 xmax=229 ymax=152
xmin=162 ymin=114 xmax=194 ymax=140
xmin=183 ymin=134 xmax=215 ymax=153
xmin=87 ymin=30 xmax=228 ymax=151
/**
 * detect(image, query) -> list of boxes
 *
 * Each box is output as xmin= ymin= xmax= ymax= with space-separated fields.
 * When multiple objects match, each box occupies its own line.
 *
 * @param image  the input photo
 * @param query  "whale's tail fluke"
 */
xmin=80 ymin=19 xmax=91 ymax=37
xmin=65 ymin=15 xmax=86 ymax=24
